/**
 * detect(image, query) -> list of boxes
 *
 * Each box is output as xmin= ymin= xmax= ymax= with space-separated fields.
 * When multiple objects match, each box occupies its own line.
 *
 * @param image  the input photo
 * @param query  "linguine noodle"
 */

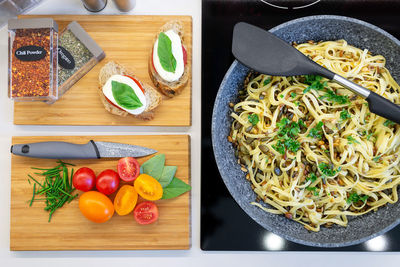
xmin=229 ymin=40 xmax=400 ymax=231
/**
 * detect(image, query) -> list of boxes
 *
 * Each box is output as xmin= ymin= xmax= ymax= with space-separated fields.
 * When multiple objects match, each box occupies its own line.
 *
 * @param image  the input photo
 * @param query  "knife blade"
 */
xmin=10 ymin=140 xmax=157 ymax=159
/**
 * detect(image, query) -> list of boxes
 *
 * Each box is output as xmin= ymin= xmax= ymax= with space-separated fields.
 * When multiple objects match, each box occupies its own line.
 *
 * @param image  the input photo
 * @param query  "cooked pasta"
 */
xmin=228 ymin=40 xmax=400 ymax=231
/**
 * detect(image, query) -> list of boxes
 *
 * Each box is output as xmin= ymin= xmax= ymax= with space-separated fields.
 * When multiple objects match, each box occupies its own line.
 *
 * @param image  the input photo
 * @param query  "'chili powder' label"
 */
xmin=15 ymin=45 xmax=46 ymax=61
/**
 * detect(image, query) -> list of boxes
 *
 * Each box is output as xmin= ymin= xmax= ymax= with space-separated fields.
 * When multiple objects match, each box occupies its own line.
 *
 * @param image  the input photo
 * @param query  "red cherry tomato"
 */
xmin=72 ymin=167 xmax=96 ymax=192
xmin=123 ymin=75 xmax=145 ymax=93
xmin=133 ymin=201 xmax=159 ymax=225
xmin=117 ymin=157 xmax=140 ymax=182
xmin=96 ymin=169 xmax=120 ymax=195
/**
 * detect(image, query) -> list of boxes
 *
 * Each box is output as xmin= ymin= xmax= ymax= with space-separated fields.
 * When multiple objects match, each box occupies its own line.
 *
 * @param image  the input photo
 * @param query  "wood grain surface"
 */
xmin=14 ymin=15 xmax=192 ymax=126
xmin=10 ymin=135 xmax=190 ymax=250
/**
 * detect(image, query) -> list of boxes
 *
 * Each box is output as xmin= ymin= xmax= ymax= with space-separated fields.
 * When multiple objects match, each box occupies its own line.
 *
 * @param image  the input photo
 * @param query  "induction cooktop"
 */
xmin=201 ymin=0 xmax=400 ymax=251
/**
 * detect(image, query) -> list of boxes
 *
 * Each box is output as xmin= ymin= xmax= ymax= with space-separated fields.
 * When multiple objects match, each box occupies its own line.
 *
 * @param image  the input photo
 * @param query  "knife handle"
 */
xmin=11 ymin=140 xmax=100 ymax=159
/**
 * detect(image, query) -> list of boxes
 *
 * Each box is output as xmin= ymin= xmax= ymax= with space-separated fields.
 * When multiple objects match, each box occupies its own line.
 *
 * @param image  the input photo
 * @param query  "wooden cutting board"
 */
xmin=14 ymin=15 xmax=192 ymax=126
xmin=10 ymin=135 xmax=190 ymax=250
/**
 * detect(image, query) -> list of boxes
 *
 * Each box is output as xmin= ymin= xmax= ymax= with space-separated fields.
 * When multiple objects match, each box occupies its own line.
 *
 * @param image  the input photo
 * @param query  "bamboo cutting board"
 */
xmin=10 ymin=135 xmax=190 ymax=250
xmin=14 ymin=15 xmax=192 ymax=126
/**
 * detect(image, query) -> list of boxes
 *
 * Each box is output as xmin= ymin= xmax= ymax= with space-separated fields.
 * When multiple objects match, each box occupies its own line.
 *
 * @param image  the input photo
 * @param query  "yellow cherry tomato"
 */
xmin=79 ymin=191 xmax=114 ymax=223
xmin=134 ymin=174 xmax=163 ymax=201
xmin=114 ymin=185 xmax=138 ymax=216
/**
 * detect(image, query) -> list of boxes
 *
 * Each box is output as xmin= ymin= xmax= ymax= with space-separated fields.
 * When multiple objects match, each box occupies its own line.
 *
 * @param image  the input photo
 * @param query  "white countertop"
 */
xmin=1 ymin=0 xmax=400 ymax=266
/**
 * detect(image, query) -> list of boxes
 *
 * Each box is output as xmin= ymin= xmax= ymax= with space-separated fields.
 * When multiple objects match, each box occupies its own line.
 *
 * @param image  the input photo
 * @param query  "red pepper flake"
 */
xmin=11 ymin=28 xmax=53 ymax=98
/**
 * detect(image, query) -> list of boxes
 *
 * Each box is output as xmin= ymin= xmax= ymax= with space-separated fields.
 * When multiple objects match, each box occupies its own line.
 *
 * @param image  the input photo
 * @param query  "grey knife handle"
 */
xmin=11 ymin=140 xmax=100 ymax=159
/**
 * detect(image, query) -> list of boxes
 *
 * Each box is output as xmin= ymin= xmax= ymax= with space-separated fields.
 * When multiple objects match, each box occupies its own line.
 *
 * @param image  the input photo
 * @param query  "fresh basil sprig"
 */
xmin=158 ymin=32 xmax=177 ymax=72
xmin=140 ymin=153 xmax=191 ymax=199
xmin=111 ymin=81 xmax=143 ymax=110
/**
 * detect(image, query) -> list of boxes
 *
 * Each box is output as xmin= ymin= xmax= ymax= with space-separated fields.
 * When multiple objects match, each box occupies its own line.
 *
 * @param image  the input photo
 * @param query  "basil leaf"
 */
xmin=111 ymin=81 xmax=142 ymax=110
xmin=157 ymin=32 xmax=176 ymax=72
xmin=158 ymin=166 xmax=177 ymax=187
xmin=161 ymin=177 xmax=191 ymax=199
xmin=140 ymin=154 xmax=165 ymax=180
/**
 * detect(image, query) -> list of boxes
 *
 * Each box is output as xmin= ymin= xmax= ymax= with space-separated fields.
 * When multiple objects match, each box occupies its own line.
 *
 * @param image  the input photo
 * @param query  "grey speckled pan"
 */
xmin=211 ymin=15 xmax=400 ymax=248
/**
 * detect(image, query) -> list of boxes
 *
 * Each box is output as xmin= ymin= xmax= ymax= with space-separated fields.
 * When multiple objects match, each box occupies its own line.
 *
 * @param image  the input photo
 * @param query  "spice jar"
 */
xmin=8 ymin=18 xmax=58 ymax=102
xmin=57 ymin=21 xmax=105 ymax=99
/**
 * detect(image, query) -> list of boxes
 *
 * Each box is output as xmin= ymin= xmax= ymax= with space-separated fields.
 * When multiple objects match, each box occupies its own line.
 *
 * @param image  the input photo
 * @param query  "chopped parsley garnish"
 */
xmin=318 ymin=162 xmax=340 ymax=177
xmin=306 ymin=173 xmax=317 ymax=183
xmin=306 ymin=186 xmax=319 ymax=196
xmin=303 ymin=75 xmax=326 ymax=93
xmin=372 ymin=155 xmax=381 ymax=162
xmin=279 ymin=94 xmax=284 ymax=98
xmin=272 ymin=118 xmax=301 ymax=155
xmin=263 ymin=78 xmax=271 ymax=86
xmin=308 ymin=121 xmax=324 ymax=139
xmin=347 ymin=136 xmax=360 ymax=144
xmin=340 ymin=109 xmax=351 ymax=120
xmin=384 ymin=119 xmax=395 ymax=127
xmin=290 ymin=92 xmax=297 ymax=98
xmin=272 ymin=140 xmax=285 ymax=155
xmin=298 ymin=119 xmax=306 ymax=128
xmin=320 ymin=89 xmax=350 ymax=104
xmin=295 ymin=101 xmax=300 ymax=106
xmin=347 ymin=193 xmax=369 ymax=204
xmin=248 ymin=114 xmax=259 ymax=126
xmin=366 ymin=132 xmax=373 ymax=140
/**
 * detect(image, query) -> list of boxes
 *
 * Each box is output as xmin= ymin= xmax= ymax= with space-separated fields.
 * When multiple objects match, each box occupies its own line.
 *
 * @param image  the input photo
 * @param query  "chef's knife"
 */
xmin=10 ymin=140 xmax=157 ymax=159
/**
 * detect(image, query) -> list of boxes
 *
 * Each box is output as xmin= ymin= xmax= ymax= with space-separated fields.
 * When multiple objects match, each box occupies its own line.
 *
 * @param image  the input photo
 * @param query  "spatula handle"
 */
xmin=331 ymin=74 xmax=400 ymax=124
xmin=366 ymin=91 xmax=400 ymax=124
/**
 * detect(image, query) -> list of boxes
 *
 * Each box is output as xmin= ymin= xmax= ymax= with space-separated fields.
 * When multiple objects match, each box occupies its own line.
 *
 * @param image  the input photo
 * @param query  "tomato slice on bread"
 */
xmin=123 ymin=75 xmax=145 ymax=93
xmin=134 ymin=201 xmax=159 ymax=225
xmin=151 ymin=45 xmax=187 ymax=75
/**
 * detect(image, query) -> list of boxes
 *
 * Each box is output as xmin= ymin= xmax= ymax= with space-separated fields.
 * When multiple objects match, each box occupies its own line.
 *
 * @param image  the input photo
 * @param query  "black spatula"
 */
xmin=232 ymin=22 xmax=400 ymax=124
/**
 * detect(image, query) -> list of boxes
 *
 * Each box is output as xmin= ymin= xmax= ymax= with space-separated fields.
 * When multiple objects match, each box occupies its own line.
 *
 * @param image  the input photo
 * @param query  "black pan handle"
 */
xmin=366 ymin=91 xmax=400 ymax=124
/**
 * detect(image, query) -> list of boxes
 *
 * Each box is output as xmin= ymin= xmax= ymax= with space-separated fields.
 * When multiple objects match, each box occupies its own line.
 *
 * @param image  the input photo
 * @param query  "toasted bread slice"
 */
xmin=148 ymin=20 xmax=190 ymax=98
xmin=98 ymin=61 xmax=162 ymax=120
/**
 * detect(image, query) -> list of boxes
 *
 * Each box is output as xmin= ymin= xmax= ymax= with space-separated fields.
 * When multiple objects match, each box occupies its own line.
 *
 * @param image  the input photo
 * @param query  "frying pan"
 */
xmin=211 ymin=15 xmax=400 ymax=247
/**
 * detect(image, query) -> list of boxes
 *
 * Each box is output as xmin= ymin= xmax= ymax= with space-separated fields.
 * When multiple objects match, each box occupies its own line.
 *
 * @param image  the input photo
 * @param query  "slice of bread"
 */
xmin=148 ymin=20 xmax=190 ymax=98
xmin=98 ymin=61 xmax=162 ymax=120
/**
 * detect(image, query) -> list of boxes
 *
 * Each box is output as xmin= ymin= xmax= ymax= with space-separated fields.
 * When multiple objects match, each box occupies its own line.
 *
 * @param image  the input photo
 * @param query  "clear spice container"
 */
xmin=57 ymin=21 xmax=105 ymax=98
xmin=8 ymin=18 xmax=58 ymax=102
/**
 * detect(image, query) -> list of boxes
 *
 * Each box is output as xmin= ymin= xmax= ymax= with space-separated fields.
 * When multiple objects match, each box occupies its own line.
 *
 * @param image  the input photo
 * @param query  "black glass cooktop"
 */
xmin=201 ymin=0 xmax=400 ymax=251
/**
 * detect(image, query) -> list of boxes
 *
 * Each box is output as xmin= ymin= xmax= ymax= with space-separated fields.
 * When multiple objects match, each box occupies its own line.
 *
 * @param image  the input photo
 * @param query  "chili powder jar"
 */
xmin=57 ymin=21 xmax=105 ymax=99
xmin=8 ymin=18 xmax=58 ymax=102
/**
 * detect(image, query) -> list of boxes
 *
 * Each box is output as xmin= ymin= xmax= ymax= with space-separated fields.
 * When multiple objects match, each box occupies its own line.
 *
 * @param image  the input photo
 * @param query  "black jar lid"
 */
xmin=8 ymin=18 xmax=58 ymax=32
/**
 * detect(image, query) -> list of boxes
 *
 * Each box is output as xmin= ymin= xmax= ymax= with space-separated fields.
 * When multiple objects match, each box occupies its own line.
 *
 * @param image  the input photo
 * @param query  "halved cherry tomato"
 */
xmin=123 ymin=75 xmax=145 ymax=93
xmin=134 ymin=174 xmax=163 ymax=201
xmin=134 ymin=201 xmax=159 ymax=225
xmin=96 ymin=169 xmax=120 ymax=195
xmin=114 ymin=185 xmax=138 ymax=216
xmin=79 ymin=191 xmax=114 ymax=223
xmin=117 ymin=157 xmax=140 ymax=182
xmin=72 ymin=167 xmax=96 ymax=192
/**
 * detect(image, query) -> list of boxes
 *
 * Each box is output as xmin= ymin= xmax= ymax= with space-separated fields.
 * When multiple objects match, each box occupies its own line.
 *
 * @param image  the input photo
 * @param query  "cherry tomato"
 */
xmin=79 ymin=191 xmax=114 ymax=223
xmin=134 ymin=174 xmax=163 ymax=201
xmin=134 ymin=201 xmax=159 ymax=225
xmin=114 ymin=185 xmax=138 ymax=216
xmin=72 ymin=167 xmax=96 ymax=192
xmin=117 ymin=157 xmax=140 ymax=182
xmin=96 ymin=169 xmax=120 ymax=195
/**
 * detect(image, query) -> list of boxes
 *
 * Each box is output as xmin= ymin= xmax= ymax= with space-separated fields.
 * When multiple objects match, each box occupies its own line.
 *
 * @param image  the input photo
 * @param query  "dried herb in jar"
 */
xmin=58 ymin=30 xmax=93 ymax=86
